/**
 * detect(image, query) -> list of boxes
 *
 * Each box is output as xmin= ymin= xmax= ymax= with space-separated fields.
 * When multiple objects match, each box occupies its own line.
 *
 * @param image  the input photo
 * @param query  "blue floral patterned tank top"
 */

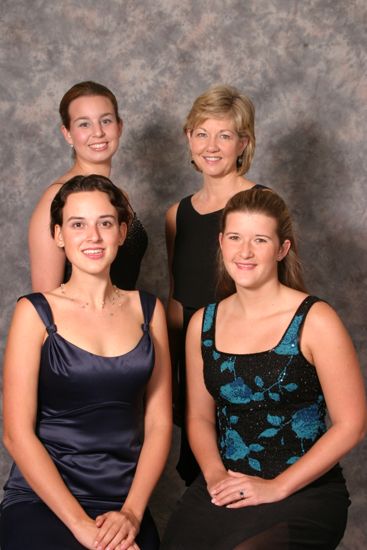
xmin=202 ymin=296 xmax=327 ymax=479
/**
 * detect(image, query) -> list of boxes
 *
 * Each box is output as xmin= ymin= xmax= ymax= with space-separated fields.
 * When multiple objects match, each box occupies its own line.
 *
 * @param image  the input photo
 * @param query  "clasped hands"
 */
xmin=209 ymin=469 xmax=283 ymax=509
xmin=84 ymin=508 xmax=140 ymax=550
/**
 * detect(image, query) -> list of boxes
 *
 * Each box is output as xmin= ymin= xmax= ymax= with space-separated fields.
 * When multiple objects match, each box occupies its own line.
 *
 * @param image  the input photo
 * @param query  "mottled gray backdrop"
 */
xmin=0 ymin=0 xmax=366 ymax=547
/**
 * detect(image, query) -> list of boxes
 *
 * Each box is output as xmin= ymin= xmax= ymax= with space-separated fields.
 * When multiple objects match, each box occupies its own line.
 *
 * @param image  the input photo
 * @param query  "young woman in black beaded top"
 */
xmin=162 ymin=187 xmax=366 ymax=549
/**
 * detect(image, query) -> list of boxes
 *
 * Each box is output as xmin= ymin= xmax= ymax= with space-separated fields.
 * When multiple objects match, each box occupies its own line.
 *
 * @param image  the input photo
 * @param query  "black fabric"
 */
xmin=0 ymin=502 xmax=159 ymax=550
xmin=161 ymin=472 xmax=349 ymax=550
xmin=172 ymin=184 xmax=267 ymax=484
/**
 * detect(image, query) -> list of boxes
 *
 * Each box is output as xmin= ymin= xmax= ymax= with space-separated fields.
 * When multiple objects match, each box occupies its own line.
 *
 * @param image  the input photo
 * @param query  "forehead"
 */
xmin=225 ymin=211 xmax=277 ymax=232
xmin=63 ymin=191 xmax=115 ymax=214
xmin=194 ymin=115 xmax=237 ymax=131
xmin=68 ymin=95 xmax=115 ymax=118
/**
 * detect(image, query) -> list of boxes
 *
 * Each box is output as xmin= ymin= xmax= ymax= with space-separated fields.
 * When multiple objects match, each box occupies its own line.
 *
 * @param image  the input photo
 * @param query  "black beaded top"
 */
xmin=201 ymin=296 xmax=327 ymax=479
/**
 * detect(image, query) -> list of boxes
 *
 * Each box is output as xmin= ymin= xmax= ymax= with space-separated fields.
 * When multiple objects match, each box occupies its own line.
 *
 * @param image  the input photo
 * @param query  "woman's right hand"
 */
xmin=70 ymin=517 xmax=100 ymax=549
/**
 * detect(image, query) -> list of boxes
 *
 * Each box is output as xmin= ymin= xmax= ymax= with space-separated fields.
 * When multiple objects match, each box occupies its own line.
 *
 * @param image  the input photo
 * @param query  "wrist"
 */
xmin=121 ymin=503 xmax=143 ymax=525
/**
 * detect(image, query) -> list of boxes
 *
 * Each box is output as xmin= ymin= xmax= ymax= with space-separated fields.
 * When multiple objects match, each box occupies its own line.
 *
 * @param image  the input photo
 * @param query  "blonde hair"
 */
xmin=217 ymin=188 xmax=307 ymax=297
xmin=184 ymin=84 xmax=255 ymax=175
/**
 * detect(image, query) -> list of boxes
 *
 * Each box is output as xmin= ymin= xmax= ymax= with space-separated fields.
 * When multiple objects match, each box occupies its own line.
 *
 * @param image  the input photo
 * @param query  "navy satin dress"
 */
xmin=0 ymin=292 xmax=159 ymax=549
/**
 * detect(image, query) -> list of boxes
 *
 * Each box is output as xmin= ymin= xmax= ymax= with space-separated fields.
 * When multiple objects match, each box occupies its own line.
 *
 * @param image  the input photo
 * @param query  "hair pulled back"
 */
xmin=217 ymin=187 xmax=307 ymax=297
xmin=59 ymin=81 xmax=121 ymax=129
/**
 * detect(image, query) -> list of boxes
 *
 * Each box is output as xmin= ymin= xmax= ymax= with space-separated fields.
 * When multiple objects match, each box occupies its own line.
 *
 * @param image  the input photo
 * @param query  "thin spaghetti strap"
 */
xmin=18 ymin=293 xmax=56 ymax=332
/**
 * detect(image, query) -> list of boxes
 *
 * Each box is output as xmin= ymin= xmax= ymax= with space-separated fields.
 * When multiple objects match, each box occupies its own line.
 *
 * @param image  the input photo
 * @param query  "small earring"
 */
xmin=70 ymin=144 xmax=74 ymax=148
xmin=236 ymin=155 xmax=243 ymax=168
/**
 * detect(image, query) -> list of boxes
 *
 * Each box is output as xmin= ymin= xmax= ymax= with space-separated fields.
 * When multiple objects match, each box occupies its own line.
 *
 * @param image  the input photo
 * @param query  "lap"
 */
xmin=0 ymin=501 xmax=159 ymax=550
xmin=161 ymin=473 xmax=350 ymax=550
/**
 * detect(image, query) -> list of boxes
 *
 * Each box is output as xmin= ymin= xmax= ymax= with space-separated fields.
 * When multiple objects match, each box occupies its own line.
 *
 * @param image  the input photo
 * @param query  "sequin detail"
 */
xmin=202 ymin=296 xmax=326 ymax=478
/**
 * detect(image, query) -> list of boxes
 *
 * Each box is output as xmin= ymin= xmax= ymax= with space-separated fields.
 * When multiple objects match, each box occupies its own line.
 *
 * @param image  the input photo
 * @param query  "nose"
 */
xmin=206 ymin=135 xmax=220 ymax=152
xmin=239 ymin=240 xmax=254 ymax=258
xmin=86 ymin=224 xmax=102 ymax=242
xmin=92 ymin=122 xmax=105 ymax=137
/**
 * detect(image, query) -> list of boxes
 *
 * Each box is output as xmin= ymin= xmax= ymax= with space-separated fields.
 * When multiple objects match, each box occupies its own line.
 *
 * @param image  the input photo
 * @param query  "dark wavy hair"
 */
xmin=50 ymin=174 xmax=132 ymax=237
xmin=59 ymin=81 xmax=121 ymax=129
xmin=217 ymin=187 xmax=307 ymax=298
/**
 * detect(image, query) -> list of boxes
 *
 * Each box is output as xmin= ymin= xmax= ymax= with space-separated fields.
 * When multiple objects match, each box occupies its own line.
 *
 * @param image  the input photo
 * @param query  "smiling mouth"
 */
xmin=235 ymin=262 xmax=256 ymax=269
xmin=89 ymin=143 xmax=108 ymax=150
xmin=82 ymin=248 xmax=104 ymax=258
xmin=203 ymin=156 xmax=221 ymax=161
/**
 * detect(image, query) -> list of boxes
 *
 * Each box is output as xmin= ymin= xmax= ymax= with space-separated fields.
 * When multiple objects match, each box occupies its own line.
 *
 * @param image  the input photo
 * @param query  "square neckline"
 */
xmin=210 ymin=295 xmax=312 ymax=357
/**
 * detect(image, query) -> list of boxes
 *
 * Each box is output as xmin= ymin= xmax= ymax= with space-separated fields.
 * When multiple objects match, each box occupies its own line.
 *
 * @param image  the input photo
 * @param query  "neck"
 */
xmin=71 ymin=158 xmax=112 ymax=178
xmin=232 ymin=280 xmax=286 ymax=319
xmin=63 ymin=270 xmax=114 ymax=310
xmin=200 ymin=172 xmax=253 ymax=203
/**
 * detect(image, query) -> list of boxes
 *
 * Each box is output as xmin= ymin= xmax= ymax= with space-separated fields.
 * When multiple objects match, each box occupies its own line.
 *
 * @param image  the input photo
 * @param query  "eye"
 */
xmin=71 ymin=222 xmax=84 ymax=229
xmin=101 ymin=117 xmax=113 ymax=125
xmin=254 ymin=237 xmax=267 ymax=243
xmin=228 ymin=234 xmax=240 ymax=241
xmin=100 ymin=220 xmax=114 ymax=228
xmin=78 ymin=121 xmax=89 ymax=128
xmin=220 ymin=133 xmax=232 ymax=140
xmin=195 ymin=131 xmax=207 ymax=138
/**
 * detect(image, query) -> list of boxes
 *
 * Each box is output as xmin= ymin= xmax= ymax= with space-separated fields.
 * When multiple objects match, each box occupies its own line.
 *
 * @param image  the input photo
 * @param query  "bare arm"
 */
xmin=211 ymin=301 xmax=367 ymax=508
xmin=2 ymin=298 xmax=99 ymax=548
xmin=185 ymin=310 xmax=228 ymax=489
xmin=28 ymin=183 xmax=66 ymax=292
xmin=94 ymin=298 xmax=172 ymax=550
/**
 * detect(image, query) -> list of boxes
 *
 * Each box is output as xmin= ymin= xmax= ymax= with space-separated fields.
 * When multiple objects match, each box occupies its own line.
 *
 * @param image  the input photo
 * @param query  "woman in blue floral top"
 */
xmin=162 ymin=187 xmax=366 ymax=550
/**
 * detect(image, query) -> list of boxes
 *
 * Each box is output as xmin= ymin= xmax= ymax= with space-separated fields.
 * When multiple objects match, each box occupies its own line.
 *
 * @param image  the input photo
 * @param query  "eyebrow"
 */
xmin=66 ymin=214 xmax=117 ymax=222
xmin=73 ymin=112 xmax=115 ymax=122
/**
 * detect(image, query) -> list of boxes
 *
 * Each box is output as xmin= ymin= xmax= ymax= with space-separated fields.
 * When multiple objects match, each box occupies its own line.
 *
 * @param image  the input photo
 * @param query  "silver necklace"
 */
xmin=60 ymin=284 xmax=123 ymax=312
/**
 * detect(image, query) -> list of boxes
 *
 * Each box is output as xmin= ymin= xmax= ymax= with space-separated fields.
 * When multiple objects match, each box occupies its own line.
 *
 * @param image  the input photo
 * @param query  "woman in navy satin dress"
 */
xmin=1 ymin=175 xmax=172 ymax=550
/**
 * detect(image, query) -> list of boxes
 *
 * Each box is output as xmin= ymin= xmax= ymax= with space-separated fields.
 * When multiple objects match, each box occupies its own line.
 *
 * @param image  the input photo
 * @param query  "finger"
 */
xmin=212 ymin=484 xmax=247 ymax=506
xmin=228 ymin=469 xmax=246 ymax=478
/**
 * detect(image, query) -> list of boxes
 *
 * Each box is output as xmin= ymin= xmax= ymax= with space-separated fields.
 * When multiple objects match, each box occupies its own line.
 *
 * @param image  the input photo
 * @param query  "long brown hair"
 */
xmin=217 ymin=188 xmax=307 ymax=298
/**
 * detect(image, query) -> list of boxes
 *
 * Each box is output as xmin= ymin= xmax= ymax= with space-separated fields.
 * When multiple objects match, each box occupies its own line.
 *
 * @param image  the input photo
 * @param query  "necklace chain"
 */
xmin=60 ymin=284 xmax=123 ymax=311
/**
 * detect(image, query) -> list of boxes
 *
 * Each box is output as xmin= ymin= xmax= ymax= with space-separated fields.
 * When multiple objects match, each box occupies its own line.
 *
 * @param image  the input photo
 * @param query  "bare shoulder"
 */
xmin=304 ymin=299 xmax=344 ymax=331
xmin=165 ymin=201 xmax=179 ymax=224
xmin=187 ymin=307 xmax=205 ymax=334
xmin=9 ymin=296 xmax=45 ymax=336
xmin=31 ymin=182 xmax=63 ymax=214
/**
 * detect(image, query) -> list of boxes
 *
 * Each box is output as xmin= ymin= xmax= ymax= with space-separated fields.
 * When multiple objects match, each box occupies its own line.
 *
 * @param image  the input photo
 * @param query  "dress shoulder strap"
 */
xmin=201 ymin=302 xmax=217 ymax=350
xmin=18 ymin=293 xmax=56 ymax=332
xmin=273 ymin=295 xmax=321 ymax=356
xmin=138 ymin=290 xmax=157 ymax=331
xmin=176 ymin=195 xmax=194 ymax=226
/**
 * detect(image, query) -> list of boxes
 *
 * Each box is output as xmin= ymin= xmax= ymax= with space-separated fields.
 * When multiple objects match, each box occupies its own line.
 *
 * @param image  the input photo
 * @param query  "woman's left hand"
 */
xmin=94 ymin=509 xmax=140 ymax=550
xmin=210 ymin=469 xmax=283 ymax=508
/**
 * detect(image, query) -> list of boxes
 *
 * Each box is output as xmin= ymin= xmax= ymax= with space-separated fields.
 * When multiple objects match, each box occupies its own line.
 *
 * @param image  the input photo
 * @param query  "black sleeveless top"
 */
xmin=201 ymin=296 xmax=340 ymax=479
xmin=2 ymin=291 xmax=156 ymax=511
xmin=172 ymin=185 xmax=265 ymax=309
xmin=64 ymin=213 xmax=148 ymax=290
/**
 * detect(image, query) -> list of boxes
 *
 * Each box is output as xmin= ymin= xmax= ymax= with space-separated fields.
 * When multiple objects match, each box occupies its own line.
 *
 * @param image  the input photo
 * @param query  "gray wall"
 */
xmin=1 ymin=0 xmax=366 ymax=547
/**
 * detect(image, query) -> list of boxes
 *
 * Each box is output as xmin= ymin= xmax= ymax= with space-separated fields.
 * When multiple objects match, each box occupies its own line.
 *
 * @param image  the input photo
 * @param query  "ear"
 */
xmin=219 ymin=232 xmax=223 ymax=250
xmin=238 ymin=136 xmax=249 ymax=156
xmin=118 ymin=119 xmax=123 ymax=137
xmin=61 ymin=125 xmax=73 ymax=146
xmin=186 ymin=129 xmax=193 ymax=145
xmin=277 ymin=239 xmax=291 ymax=261
xmin=54 ymin=225 xmax=65 ymax=248
xmin=118 ymin=222 xmax=128 ymax=246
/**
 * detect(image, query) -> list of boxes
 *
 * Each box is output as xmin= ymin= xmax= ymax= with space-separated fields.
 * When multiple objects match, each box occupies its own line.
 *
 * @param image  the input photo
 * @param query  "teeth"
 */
xmin=205 ymin=156 xmax=221 ymax=160
xmin=83 ymin=249 xmax=103 ymax=255
xmin=90 ymin=143 xmax=107 ymax=149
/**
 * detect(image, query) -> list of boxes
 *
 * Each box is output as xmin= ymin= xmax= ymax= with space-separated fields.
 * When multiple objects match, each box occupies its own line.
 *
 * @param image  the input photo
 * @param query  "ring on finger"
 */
xmin=239 ymin=490 xmax=245 ymax=498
